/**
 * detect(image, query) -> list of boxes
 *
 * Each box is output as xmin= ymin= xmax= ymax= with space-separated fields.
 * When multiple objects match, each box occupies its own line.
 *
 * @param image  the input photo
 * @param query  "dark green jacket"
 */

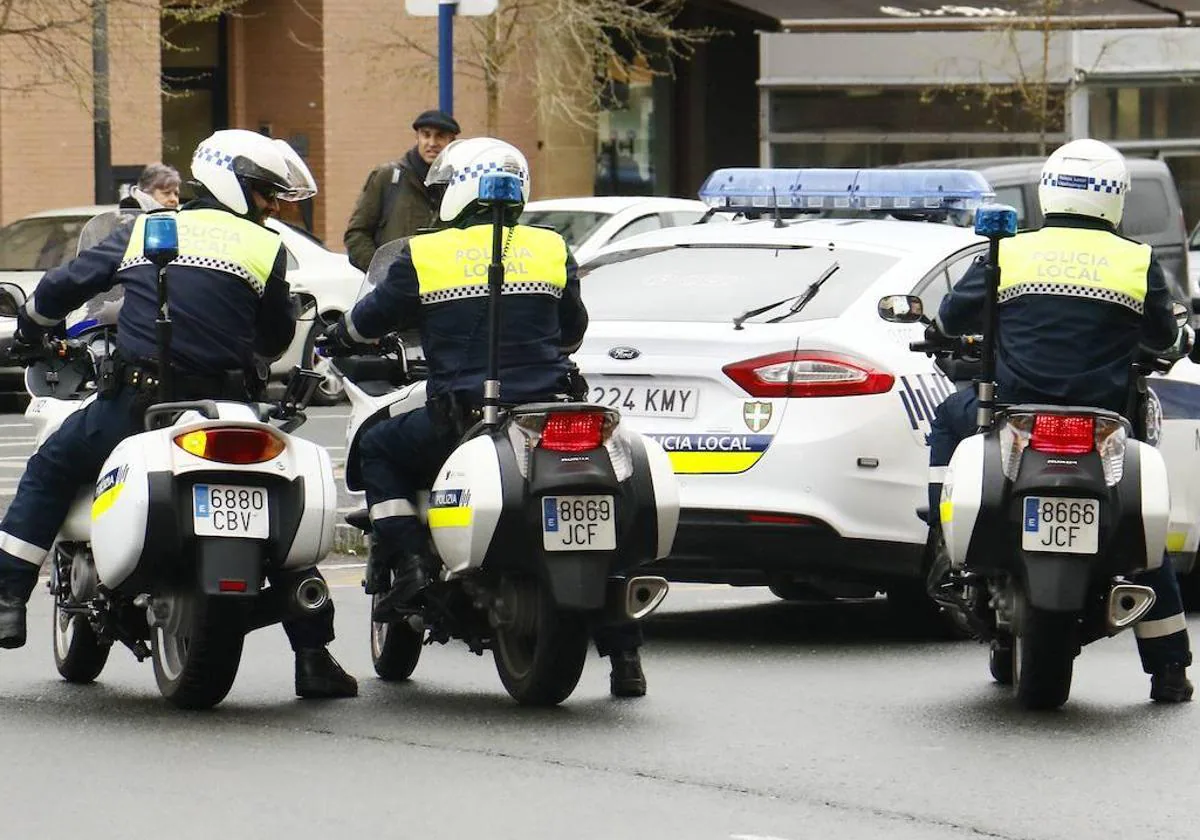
xmin=343 ymin=155 xmax=437 ymax=272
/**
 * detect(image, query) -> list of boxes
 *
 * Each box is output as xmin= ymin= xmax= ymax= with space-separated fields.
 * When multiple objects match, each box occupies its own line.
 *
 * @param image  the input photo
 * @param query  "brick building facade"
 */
xmin=0 ymin=0 xmax=770 ymax=245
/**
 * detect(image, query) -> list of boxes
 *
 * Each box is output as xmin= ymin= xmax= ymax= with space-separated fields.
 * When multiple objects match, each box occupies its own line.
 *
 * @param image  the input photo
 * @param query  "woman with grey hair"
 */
xmin=119 ymin=162 xmax=181 ymax=210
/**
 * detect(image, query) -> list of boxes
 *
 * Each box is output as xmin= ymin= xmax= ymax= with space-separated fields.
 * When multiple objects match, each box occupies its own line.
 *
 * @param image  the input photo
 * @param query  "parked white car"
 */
xmin=0 ymin=205 xmax=361 ymax=403
xmin=574 ymin=167 xmax=1200 ymax=618
xmin=520 ymin=196 xmax=711 ymax=265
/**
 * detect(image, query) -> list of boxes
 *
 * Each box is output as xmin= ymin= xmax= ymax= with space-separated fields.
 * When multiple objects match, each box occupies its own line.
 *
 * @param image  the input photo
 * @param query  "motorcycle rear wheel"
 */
xmin=371 ymin=593 xmax=423 ymax=681
xmin=493 ymin=576 xmax=589 ymax=706
xmin=52 ymin=599 xmax=110 ymax=684
xmin=151 ymin=590 xmax=245 ymax=710
xmin=1014 ymin=604 xmax=1078 ymax=711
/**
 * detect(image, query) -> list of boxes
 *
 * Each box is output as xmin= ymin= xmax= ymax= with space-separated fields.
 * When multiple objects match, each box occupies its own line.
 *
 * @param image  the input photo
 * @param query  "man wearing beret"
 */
xmin=344 ymin=109 xmax=461 ymax=272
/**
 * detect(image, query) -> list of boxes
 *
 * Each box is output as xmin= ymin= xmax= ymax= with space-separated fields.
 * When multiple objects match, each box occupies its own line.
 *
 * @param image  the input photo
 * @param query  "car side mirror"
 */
xmin=877 ymin=294 xmax=927 ymax=324
xmin=143 ymin=213 xmax=179 ymax=269
xmin=0 ymin=282 xmax=28 ymax=318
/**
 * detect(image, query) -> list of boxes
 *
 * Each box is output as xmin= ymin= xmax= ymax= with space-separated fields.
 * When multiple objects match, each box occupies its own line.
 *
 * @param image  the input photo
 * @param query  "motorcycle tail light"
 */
xmin=507 ymin=409 xmax=627 ymax=480
xmin=174 ymin=427 xmax=286 ymax=464
xmin=1030 ymin=414 xmax=1094 ymax=455
xmin=999 ymin=413 xmax=1034 ymax=481
xmin=1094 ymin=417 xmax=1127 ymax=486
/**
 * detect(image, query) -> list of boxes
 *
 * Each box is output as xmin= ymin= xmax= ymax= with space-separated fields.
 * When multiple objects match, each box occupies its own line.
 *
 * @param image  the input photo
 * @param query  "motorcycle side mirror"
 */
xmin=877 ymin=294 xmax=927 ymax=324
xmin=143 ymin=213 xmax=180 ymax=269
xmin=0 ymin=282 xmax=28 ymax=318
xmin=1172 ymin=301 xmax=1189 ymax=328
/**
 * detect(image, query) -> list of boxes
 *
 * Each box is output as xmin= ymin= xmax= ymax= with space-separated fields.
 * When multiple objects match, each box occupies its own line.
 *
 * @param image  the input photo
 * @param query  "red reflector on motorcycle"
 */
xmin=540 ymin=412 xmax=605 ymax=452
xmin=746 ymin=513 xmax=814 ymax=525
xmin=174 ymin=428 xmax=286 ymax=464
xmin=218 ymin=579 xmax=248 ymax=593
xmin=1030 ymin=414 xmax=1094 ymax=455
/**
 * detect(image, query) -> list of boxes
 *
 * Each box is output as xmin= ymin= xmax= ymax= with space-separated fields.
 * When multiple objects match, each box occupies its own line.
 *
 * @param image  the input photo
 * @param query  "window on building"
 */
xmin=595 ymin=56 xmax=671 ymax=196
xmin=162 ymin=16 xmax=229 ymax=182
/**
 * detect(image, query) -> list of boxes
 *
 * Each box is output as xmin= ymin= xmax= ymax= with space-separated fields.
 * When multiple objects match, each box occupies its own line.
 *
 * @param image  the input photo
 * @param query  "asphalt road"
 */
xmin=1 ymin=409 xmax=1200 ymax=839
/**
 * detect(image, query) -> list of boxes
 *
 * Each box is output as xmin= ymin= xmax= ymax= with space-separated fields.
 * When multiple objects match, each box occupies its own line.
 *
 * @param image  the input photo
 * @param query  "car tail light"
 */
xmin=1030 ymin=414 xmax=1094 ymax=455
xmin=174 ymin=427 xmax=286 ymax=464
xmin=722 ymin=351 xmax=894 ymax=398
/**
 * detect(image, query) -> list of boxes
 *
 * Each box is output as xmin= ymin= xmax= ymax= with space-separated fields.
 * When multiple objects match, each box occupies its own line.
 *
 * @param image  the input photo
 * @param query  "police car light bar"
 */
xmin=697 ymin=168 xmax=995 ymax=214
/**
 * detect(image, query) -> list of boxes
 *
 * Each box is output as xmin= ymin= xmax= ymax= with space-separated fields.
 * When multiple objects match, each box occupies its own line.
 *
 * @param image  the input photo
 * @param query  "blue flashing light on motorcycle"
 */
xmin=143 ymin=213 xmax=179 ymax=268
xmin=974 ymin=204 xmax=1020 ymax=239
xmin=477 ymin=172 xmax=524 ymax=206
xmin=697 ymin=167 xmax=995 ymax=214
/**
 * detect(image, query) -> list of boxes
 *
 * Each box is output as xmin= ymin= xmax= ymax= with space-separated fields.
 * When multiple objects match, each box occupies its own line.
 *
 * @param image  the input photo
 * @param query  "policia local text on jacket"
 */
xmin=0 ymin=201 xmax=336 ymax=659
xmin=927 ymin=213 xmax=1191 ymax=685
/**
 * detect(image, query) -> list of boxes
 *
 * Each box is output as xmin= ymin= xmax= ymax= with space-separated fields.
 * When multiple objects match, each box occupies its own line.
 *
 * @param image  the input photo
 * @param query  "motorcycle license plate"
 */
xmin=192 ymin=484 xmax=270 ymax=539
xmin=541 ymin=495 xmax=616 ymax=552
xmin=1021 ymin=496 xmax=1099 ymax=554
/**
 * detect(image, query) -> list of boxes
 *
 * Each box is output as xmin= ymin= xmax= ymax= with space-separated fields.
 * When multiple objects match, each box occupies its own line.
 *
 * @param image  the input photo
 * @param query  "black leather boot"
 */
xmin=0 ymin=568 xmax=37 ymax=650
xmin=371 ymin=551 xmax=431 ymax=623
xmin=0 ymin=592 xmax=27 ymax=650
xmin=295 ymin=648 xmax=358 ymax=699
xmin=1151 ymin=664 xmax=1194 ymax=703
xmin=609 ymin=649 xmax=647 ymax=698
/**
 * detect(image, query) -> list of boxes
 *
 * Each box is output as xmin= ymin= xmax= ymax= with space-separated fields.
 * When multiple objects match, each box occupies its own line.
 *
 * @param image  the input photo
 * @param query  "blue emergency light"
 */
xmin=697 ymin=167 xmax=995 ymax=215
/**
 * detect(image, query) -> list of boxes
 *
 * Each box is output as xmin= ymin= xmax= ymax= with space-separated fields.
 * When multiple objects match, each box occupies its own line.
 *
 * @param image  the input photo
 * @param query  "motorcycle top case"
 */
xmin=90 ymin=403 xmax=337 ymax=591
xmin=940 ymin=428 xmax=1169 ymax=575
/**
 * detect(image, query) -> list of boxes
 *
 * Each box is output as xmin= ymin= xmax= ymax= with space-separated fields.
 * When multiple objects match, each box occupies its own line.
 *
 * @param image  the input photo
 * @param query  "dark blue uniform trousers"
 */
xmin=359 ymin=406 xmax=642 ymax=655
xmin=929 ymin=387 xmax=1191 ymax=673
xmin=0 ymin=387 xmax=334 ymax=650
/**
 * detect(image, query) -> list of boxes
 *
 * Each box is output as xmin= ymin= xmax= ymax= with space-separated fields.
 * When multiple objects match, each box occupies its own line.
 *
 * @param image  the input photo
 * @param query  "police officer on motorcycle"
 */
xmin=320 ymin=137 xmax=649 ymax=697
xmin=0 ymin=129 xmax=358 ymax=700
xmin=927 ymin=138 xmax=1193 ymax=703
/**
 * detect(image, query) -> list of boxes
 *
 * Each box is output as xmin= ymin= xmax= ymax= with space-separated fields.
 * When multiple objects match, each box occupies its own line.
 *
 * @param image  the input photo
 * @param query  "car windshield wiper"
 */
xmin=732 ymin=262 xmax=841 ymax=330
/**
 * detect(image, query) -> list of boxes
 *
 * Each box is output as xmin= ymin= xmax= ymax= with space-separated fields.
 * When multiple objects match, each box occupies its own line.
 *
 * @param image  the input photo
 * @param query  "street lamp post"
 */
xmin=405 ymin=0 xmax=497 ymax=114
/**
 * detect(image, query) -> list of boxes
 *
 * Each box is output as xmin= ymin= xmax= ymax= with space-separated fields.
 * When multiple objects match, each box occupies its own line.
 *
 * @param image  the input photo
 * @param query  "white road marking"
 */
xmin=731 ymin=835 xmax=793 ymax=840
xmin=0 ymin=423 xmax=33 ymax=429
xmin=0 ymin=440 xmax=35 ymax=447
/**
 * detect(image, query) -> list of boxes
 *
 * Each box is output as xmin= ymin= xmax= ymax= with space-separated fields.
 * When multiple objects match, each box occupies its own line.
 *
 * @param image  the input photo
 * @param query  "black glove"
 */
xmin=314 ymin=321 xmax=358 ymax=357
xmin=0 ymin=330 xmax=39 ymax=366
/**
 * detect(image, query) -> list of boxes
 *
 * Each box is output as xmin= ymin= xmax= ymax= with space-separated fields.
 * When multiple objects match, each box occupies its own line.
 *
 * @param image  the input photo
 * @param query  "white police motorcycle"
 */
xmin=329 ymin=173 xmax=680 ymax=706
xmin=881 ymin=204 xmax=1187 ymax=710
xmin=6 ymin=212 xmax=337 ymax=710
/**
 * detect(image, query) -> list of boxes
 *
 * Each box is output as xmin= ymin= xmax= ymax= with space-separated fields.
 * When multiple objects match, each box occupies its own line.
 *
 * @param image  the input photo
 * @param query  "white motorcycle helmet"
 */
xmin=426 ymin=137 xmax=531 ymax=223
xmin=1038 ymin=138 xmax=1130 ymax=227
xmin=190 ymin=129 xmax=301 ymax=217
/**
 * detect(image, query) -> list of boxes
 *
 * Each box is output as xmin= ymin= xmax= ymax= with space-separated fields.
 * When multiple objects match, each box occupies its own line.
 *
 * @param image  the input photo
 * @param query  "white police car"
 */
xmin=574 ymin=168 xmax=1200 ymax=614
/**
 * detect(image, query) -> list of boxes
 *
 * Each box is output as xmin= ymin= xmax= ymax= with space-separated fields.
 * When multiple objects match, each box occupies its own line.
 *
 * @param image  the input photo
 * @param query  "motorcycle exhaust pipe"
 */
xmin=625 ymin=576 xmax=669 ymax=620
xmin=1106 ymin=583 xmax=1156 ymax=634
xmin=245 ymin=575 xmax=331 ymax=632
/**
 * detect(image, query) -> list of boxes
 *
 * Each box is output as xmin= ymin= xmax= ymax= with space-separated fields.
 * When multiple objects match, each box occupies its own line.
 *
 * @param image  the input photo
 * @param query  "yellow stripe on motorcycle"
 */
xmin=1166 ymin=531 xmax=1188 ymax=553
xmin=667 ymin=451 xmax=764 ymax=475
xmin=428 ymin=506 xmax=473 ymax=528
xmin=939 ymin=500 xmax=953 ymax=525
xmin=91 ymin=485 xmax=124 ymax=520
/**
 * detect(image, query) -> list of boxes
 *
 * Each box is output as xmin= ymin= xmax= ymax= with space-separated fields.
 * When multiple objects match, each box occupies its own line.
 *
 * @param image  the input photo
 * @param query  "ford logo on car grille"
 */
xmin=609 ymin=346 xmax=640 ymax=361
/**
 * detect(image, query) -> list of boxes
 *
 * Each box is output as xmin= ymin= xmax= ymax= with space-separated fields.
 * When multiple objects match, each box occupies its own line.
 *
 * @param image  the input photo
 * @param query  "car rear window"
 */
xmin=519 ymin=210 xmax=611 ymax=250
xmin=0 ymin=216 xmax=89 ymax=270
xmin=580 ymin=245 xmax=900 ymax=323
xmin=1122 ymin=178 xmax=1171 ymax=238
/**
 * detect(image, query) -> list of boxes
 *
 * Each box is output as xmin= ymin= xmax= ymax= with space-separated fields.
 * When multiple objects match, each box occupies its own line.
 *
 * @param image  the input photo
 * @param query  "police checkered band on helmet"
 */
xmin=419 ymin=281 xmax=564 ymax=305
xmin=999 ymin=281 xmax=1143 ymax=314
xmin=193 ymin=145 xmax=236 ymax=171
xmin=452 ymin=160 xmax=529 ymax=185
xmin=1040 ymin=172 xmax=1126 ymax=195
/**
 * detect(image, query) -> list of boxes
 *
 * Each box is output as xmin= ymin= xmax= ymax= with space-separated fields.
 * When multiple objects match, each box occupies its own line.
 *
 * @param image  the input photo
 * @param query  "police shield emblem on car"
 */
xmin=743 ymin=401 xmax=772 ymax=432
